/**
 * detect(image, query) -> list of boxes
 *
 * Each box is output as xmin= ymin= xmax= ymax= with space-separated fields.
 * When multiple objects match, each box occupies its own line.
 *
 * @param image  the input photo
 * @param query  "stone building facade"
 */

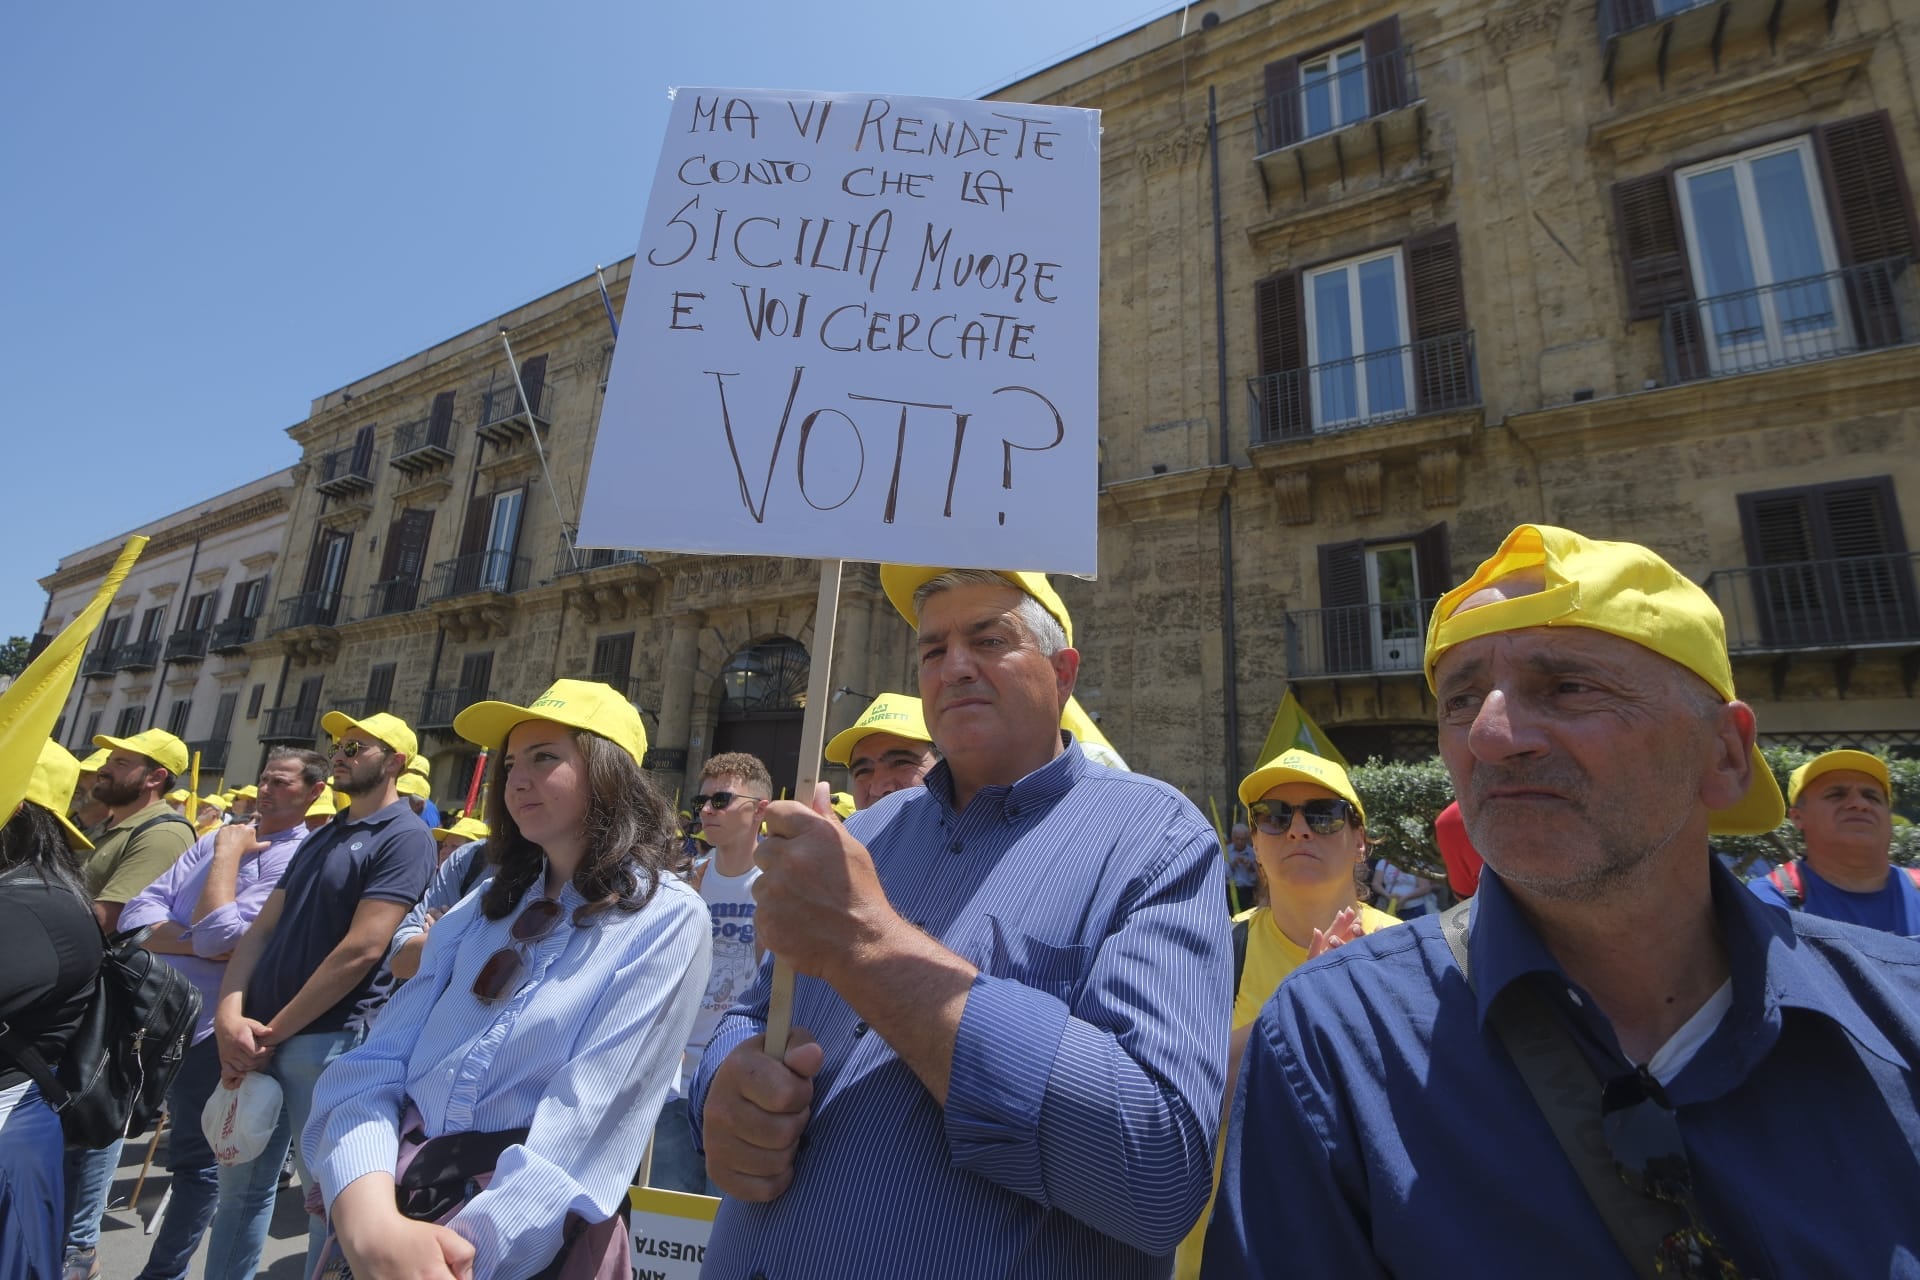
xmin=41 ymin=469 xmax=295 ymax=787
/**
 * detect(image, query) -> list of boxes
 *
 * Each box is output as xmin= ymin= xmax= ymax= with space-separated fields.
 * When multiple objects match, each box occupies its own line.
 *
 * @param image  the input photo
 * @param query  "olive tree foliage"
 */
xmin=1348 ymin=746 xmax=1918 ymax=884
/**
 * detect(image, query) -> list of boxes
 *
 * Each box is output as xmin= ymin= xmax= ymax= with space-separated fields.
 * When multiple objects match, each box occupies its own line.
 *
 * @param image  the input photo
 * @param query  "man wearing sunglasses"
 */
xmin=1207 ymin=526 xmax=1920 ymax=1278
xmin=207 ymin=710 xmax=436 ymax=1280
xmin=692 ymin=567 xmax=1228 ymax=1280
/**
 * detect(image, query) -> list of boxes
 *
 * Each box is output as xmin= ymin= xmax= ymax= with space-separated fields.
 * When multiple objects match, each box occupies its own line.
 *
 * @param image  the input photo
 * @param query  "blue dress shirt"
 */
xmin=689 ymin=740 xmax=1230 ymax=1279
xmin=1748 ymin=860 xmax=1920 ymax=937
xmin=304 ymin=866 xmax=711 ymax=1280
xmin=1204 ymin=860 xmax=1920 ymax=1278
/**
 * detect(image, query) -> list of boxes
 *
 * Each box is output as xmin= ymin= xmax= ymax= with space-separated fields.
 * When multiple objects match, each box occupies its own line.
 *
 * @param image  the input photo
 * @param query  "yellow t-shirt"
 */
xmin=1174 ymin=902 xmax=1404 ymax=1280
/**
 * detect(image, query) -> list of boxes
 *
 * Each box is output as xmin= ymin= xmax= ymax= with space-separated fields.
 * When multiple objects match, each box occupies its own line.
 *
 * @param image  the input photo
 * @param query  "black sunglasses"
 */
xmin=692 ymin=791 xmax=745 ymax=812
xmin=1601 ymin=1069 xmax=1744 ymax=1277
xmin=472 ymin=898 xmax=564 ymax=1004
xmin=1249 ymin=798 xmax=1355 ymax=836
xmin=331 ymin=739 xmax=382 ymax=759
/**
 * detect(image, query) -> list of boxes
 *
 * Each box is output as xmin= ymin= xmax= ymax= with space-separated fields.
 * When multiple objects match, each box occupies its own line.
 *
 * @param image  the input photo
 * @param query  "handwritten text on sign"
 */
xmin=579 ymin=89 xmax=1099 ymax=574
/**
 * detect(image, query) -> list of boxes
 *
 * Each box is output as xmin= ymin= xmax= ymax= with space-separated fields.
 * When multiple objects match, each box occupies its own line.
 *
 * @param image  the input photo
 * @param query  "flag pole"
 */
xmin=593 ymin=265 xmax=620 ymax=339
xmin=764 ymin=558 xmax=844 ymax=1059
xmin=499 ymin=330 xmax=581 ymax=573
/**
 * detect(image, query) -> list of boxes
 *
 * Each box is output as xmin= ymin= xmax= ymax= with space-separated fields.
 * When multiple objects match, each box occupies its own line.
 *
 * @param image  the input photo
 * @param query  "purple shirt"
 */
xmin=119 ymin=823 xmax=306 ymax=1043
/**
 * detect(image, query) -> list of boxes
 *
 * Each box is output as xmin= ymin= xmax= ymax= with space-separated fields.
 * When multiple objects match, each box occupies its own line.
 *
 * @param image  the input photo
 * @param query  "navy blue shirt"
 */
xmin=246 ymin=799 xmax=436 ymax=1035
xmin=1205 ymin=861 xmax=1920 ymax=1278
xmin=1748 ymin=860 xmax=1920 ymax=937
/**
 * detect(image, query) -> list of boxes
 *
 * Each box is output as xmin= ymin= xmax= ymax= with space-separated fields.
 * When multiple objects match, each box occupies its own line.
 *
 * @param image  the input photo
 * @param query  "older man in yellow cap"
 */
xmin=1207 ymin=525 xmax=1920 ymax=1279
xmin=693 ymin=566 xmax=1229 ymax=1279
xmin=1749 ymin=748 xmax=1919 ymax=934
xmin=208 ymin=709 xmax=436 ymax=1279
xmin=823 ymin=691 xmax=938 ymax=811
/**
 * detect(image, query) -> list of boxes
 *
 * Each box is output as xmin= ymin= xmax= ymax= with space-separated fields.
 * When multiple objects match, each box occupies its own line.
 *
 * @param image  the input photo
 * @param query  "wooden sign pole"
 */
xmin=763 ymin=557 xmax=844 ymax=1058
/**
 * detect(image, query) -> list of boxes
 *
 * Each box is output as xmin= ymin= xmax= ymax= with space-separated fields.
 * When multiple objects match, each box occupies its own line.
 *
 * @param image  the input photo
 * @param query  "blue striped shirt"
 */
xmin=304 ymin=866 xmax=711 ymax=1280
xmin=690 ymin=741 xmax=1230 ymax=1279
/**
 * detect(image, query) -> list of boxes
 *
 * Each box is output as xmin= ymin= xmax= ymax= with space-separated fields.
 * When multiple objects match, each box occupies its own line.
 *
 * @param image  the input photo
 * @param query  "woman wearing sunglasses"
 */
xmin=1174 ymin=747 xmax=1402 ymax=1280
xmin=302 ymin=680 xmax=711 ymax=1280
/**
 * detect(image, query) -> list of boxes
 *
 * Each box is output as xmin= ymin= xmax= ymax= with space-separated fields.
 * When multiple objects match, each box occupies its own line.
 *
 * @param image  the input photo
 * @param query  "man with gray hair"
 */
xmin=691 ymin=565 xmax=1229 ymax=1279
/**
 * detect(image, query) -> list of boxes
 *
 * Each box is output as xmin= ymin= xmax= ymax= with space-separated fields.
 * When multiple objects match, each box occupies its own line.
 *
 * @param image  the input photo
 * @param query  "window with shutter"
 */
xmin=82 ymin=711 xmax=102 ymax=749
xmin=518 ymin=354 xmax=548 ymax=417
xmin=1613 ymin=171 xmax=1705 ymax=378
xmin=592 ymin=633 xmax=635 ymax=685
xmin=1738 ymin=477 xmax=1918 ymax=646
xmin=115 ymin=706 xmax=144 ymax=737
xmin=1318 ymin=540 xmax=1371 ymax=673
xmin=428 ymin=391 xmax=456 ymax=449
xmin=1262 ymin=57 xmax=1302 ymax=151
xmin=459 ymin=651 xmax=494 ymax=702
xmin=167 ymin=700 xmax=191 ymax=737
xmin=1406 ymin=227 xmax=1475 ymax=412
xmin=1305 ymin=248 xmax=1411 ymax=430
xmin=247 ymin=684 xmax=265 ymax=719
xmin=349 ymin=424 xmax=376 ymax=475
xmin=1361 ymin=17 xmax=1407 ymax=114
xmin=1253 ymin=272 xmax=1308 ymax=440
xmin=140 ymin=606 xmax=167 ymax=643
xmin=211 ymin=692 xmax=238 ymax=742
xmin=366 ymin=664 xmax=396 ymax=714
xmin=1816 ymin=112 xmax=1918 ymax=350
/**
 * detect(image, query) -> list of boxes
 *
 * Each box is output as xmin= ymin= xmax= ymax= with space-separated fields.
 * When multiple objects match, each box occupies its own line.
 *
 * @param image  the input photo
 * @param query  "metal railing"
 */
xmin=391 ymin=416 xmax=454 ymax=464
xmin=1662 ymin=258 xmax=1913 ymax=384
xmin=428 ymin=550 xmax=529 ymax=600
xmin=326 ymin=698 xmax=383 ymax=725
xmin=260 ymin=705 xmax=319 ymax=743
xmin=1704 ymin=553 xmax=1920 ymax=653
xmin=1598 ymin=0 xmax=1716 ymax=43
xmin=1254 ymin=45 xmax=1418 ymax=155
xmin=555 ymin=541 xmax=649 ymax=577
xmin=1248 ymin=331 xmax=1479 ymax=444
xmin=164 ymin=629 xmax=210 ymax=663
xmin=209 ymin=617 xmax=256 ymax=652
xmin=420 ymin=686 xmax=485 ymax=731
xmin=316 ymin=444 xmax=377 ymax=493
xmin=271 ymin=590 xmax=342 ymax=633
xmin=186 ymin=739 xmax=229 ymax=773
xmin=365 ymin=577 xmax=423 ymax=618
xmin=1283 ymin=598 xmax=1442 ymax=679
xmin=111 ymin=639 xmax=161 ymax=671
xmin=82 ymin=647 xmax=117 ymax=679
xmin=477 ymin=382 xmax=547 ymax=432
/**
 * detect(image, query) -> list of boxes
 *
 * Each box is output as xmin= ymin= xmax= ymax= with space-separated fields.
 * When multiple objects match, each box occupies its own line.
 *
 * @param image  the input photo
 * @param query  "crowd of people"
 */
xmin=3 ymin=526 xmax=1919 ymax=1279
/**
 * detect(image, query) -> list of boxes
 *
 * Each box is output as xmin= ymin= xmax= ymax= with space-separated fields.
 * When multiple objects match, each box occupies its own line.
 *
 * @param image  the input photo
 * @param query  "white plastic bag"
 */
xmin=202 ymin=1071 xmax=283 ymax=1167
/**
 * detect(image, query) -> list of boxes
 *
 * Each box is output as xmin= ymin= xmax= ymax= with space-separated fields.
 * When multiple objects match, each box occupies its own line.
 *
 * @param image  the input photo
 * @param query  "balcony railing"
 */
xmin=555 ymin=542 xmax=649 ymax=577
xmin=390 ymin=416 xmax=455 ymax=475
xmin=420 ymin=686 xmax=485 ymax=732
xmin=1254 ymin=45 xmax=1418 ymax=155
xmin=428 ymin=550 xmax=529 ymax=601
xmin=1662 ymin=258 xmax=1913 ymax=385
xmin=1704 ymin=554 xmax=1920 ymax=654
xmin=366 ymin=577 xmax=424 ymax=618
xmin=82 ymin=646 xmax=117 ymax=679
xmin=271 ymin=590 xmax=342 ymax=633
xmin=1284 ymin=598 xmax=1442 ymax=679
xmin=325 ymin=698 xmax=384 ymax=725
xmin=1248 ymin=331 xmax=1479 ymax=444
xmin=476 ymin=382 xmax=548 ymax=444
xmin=259 ymin=705 xmax=319 ymax=744
xmin=112 ymin=639 xmax=161 ymax=672
xmin=209 ymin=616 xmax=257 ymax=652
xmin=186 ymin=739 xmax=229 ymax=773
xmin=164 ymin=628 xmax=210 ymax=663
xmin=1597 ymin=0 xmax=1714 ymax=42
xmin=315 ymin=444 xmax=377 ymax=498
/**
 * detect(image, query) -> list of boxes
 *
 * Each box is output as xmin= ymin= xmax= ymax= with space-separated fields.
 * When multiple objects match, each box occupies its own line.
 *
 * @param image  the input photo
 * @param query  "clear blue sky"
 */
xmin=0 ymin=1 xmax=1183 ymax=638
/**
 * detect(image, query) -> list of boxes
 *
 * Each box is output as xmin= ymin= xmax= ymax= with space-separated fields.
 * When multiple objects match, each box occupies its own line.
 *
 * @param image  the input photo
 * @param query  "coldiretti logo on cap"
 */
xmin=531 ymin=697 xmax=569 ymax=711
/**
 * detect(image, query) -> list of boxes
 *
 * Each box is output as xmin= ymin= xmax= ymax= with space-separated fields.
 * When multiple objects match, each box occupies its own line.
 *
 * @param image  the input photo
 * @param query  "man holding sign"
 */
xmin=690 ymin=567 xmax=1228 ymax=1278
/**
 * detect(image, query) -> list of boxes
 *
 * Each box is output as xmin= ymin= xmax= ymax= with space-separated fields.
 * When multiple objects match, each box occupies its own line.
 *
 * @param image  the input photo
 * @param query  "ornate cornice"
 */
xmin=39 ymin=487 xmax=292 ymax=594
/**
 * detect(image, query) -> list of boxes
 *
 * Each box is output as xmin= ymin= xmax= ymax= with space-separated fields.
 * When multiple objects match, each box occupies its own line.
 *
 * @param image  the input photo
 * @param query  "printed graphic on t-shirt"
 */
xmin=703 ymin=901 xmax=759 ymax=1024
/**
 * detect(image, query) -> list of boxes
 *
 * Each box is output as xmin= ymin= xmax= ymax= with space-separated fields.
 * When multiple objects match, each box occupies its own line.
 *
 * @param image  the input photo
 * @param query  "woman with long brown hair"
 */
xmin=303 ymin=680 xmax=711 ymax=1280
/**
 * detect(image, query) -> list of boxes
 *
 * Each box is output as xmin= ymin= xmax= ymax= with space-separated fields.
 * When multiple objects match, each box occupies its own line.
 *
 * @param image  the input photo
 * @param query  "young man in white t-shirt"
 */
xmin=647 ymin=751 xmax=772 ymax=1194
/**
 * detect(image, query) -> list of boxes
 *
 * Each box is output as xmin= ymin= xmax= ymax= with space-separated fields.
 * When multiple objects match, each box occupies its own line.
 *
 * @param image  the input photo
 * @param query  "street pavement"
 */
xmin=91 ymin=1126 xmax=311 ymax=1279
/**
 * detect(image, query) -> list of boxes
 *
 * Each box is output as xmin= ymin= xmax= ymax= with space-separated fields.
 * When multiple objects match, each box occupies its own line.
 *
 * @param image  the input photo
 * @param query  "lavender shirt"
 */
xmin=118 ymin=823 xmax=306 ymax=1043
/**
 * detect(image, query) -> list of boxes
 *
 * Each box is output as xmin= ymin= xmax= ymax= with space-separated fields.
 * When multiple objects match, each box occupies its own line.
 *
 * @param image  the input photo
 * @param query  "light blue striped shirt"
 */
xmin=690 ymin=740 xmax=1231 ymax=1279
xmin=304 ymin=865 xmax=711 ymax=1280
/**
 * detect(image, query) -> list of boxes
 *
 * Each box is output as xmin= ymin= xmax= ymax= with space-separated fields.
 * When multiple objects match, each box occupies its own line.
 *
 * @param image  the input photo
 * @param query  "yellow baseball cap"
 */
xmin=199 ymin=793 xmax=231 ymax=813
xmin=1424 ymin=524 xmax=1785 ymax=835
xmin=1238 ymin=748 xmax=1367 ymax=826
xmin=824 ymin=693 xmax=932 ymax=765
xmin=27 ymin=741 xmax=93 ymax=852
xmin=830 ymin=791 xmax=857 ymax=819
xmin=305 ymin=794 xmax=335 ymax=819
xmin=395 ymin=771 xmax=431 ymax=798
xmin=334 ymin=788 xmax=351 ymax=810
xmin=403 ymin=754 xmax=431 ymax=779
xmin=319 ymin=710 xmax=417 ymax=760
xmin=78 ymin=748 xmax=110 ymax=773
xmin=454 ymin=678 xmax=649 ymax=770
xmin=1787 ymin=750 xmax=1892 ymax=805
xmin=92 ymin=728 xmax=190 ymax=776
xmin=879 ymin=566 xmax=1074 ymax=646
xmin=234 ymin=784 xmax=258 ymax=799
xmin=167 ymin=788 xmax=192 ymax=804
xmin=432 ymin=816 xmax=490 ymax=843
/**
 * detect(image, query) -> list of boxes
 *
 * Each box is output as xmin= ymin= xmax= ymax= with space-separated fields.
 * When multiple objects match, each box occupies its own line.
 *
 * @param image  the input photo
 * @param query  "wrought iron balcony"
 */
xmin=1248 ymin=331 xmax=1479 ymax=444
xmin=164 ymin=629 xmax=210 ymax=663
xmin=209 ymin=616 xmax=256 ymax=652
xmin=555 ymin=541 xmax=649 ymax=577
xmin=112 ymin=639 xmax=161 ymax=672
xmin=315 ymin=444 xmax=378 ymax=498
xmin=365 ymin=577 xmax=424 ymax=618
xmin=1283 ymin=598 xmax=1442 ymax=680
xmin=259 ymin=705 xmax=319 ymax=744
xmin=476 ymin=382 xmax=548 ymax=445
xmin=428 ymin=551 xmax=529 ymax=601
xmin=271 ymin=590 xmax=341 ymax=634
xmin=1704 ymin=553 xmax=1920 ymax=655
xmin=1661 ymin=258 xmax=1913 ymax=385
xmin=186 ymin=738 xmax=229 ymax=773
xmin=325 ymin=698 xmax=384 ymax=725
xmin=1596 ymin=0 xmax=1830 ymax=93
xmin=82 ymin=646 xmax=117 ymax=679
xmin=419 ymin=686 xmax=485 ymax=732
xmin=1254 ymin=45 xmax=1419 ymax=157
xmin=390 ymin=416 xmax=455 ymax=475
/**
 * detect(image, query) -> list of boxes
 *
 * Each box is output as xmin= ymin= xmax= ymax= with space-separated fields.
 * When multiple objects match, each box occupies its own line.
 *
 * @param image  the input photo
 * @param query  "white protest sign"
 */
xmin=627 ymin=1186 xmax=717 ymax=1280
xmin=579 ymin=87 xmax=1100 ymax=574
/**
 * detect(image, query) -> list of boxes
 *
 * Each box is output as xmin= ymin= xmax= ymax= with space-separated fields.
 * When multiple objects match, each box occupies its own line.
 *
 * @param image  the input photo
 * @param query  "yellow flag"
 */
xmin=1062 ymin=696 xmax=1128 ymax=771
xmin=1257 ymin=687 xmax=1348 ymax=769
xmin=0 ymin=536 xmax=147 ymax=824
